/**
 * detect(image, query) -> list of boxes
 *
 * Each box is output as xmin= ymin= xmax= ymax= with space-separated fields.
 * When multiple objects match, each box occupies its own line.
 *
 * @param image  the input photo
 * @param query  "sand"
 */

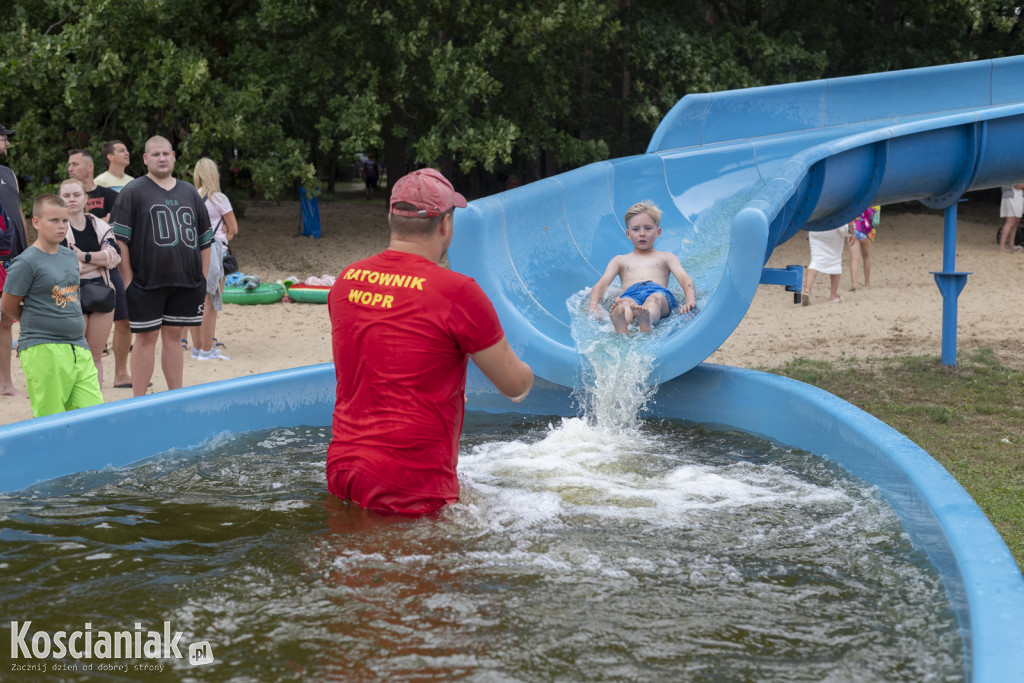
xmin=2 ymin=190 xmax=1021 ymax=425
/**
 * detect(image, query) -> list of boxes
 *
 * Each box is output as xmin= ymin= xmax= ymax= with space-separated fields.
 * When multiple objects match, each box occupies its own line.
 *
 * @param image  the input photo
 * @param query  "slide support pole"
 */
xmin=930 ymin=201 xmax=971 ymax=367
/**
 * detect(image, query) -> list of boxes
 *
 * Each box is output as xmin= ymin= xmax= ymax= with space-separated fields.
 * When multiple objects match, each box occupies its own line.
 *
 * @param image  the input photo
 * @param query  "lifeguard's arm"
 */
xmin=589 ymin=257 xmax=621 ymax=312
xmin=116 ymin=238 xmax=132 ymax=287
xmin=1 ymin=292 xmax=24 ymax=323
xmin=666 ymin=253 xmax=697 ymax=312
xmin=223 ymin=211 xmax=238 ymax=241
xmin=470 ymin=337 xmax=534 ymax=403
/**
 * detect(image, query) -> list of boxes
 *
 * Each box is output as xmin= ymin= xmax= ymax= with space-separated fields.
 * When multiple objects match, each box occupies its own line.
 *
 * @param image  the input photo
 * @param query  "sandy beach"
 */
xmin=2 ymin=188 xmax=1021 ymax=425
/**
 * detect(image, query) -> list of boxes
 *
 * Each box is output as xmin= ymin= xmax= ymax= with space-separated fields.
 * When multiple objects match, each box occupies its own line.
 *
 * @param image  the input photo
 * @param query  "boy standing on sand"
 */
xmin=0 ymin=194 xmax=103 ymax=417
xmin=589 ymin=201 xmax=697 ymax=334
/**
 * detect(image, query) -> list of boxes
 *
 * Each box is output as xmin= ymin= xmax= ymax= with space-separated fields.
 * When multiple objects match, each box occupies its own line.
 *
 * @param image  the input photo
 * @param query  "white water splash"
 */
xmin=566 ymin=288 xmax=661 ymax=431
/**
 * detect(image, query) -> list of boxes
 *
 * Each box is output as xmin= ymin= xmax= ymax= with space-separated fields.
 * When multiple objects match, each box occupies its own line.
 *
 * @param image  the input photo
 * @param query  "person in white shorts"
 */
xmin=802 ymin=225 xmax=847 ymax=305
xmin=998 ymin=183 xmax=1024 ymax=254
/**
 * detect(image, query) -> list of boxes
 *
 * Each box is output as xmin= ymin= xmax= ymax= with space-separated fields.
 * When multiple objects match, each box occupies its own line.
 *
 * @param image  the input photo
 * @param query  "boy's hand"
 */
xmin=589 ymin=303 xmax=605 ymax=320
xmin=679 ymin=301 xmax=696 ymax=314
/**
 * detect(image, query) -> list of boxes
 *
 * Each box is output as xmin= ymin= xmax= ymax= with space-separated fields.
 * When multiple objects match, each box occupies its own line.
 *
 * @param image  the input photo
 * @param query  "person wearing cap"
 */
xmin=326 ymin=167 xmax=534 ymax=516
xmin=0 ymin=121 xmax=29 ymax=397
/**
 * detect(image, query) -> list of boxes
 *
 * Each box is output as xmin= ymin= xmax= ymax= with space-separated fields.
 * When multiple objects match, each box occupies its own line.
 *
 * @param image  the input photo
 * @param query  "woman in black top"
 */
xmin=59 ymin=179 xmax=121 ymax=386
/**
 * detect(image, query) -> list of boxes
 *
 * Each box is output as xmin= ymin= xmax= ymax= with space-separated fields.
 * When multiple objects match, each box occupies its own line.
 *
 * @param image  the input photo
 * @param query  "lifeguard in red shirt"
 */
xmin=327 ymin=168 xmax=534 ymax=516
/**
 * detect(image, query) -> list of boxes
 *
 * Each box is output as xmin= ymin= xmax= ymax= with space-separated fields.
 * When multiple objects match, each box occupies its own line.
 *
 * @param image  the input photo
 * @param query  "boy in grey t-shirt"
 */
xmin=0 ymin=194 xmax=103 ymax=417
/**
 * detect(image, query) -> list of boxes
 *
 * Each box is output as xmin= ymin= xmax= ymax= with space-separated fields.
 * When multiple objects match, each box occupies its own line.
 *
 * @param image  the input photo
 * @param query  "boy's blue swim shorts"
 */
xmin=620 ymin=281 xmax=677 ymax=309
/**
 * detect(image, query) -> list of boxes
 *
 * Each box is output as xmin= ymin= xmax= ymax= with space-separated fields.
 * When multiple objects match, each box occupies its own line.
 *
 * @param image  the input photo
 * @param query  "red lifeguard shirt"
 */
xmin=326 ymin=250 xmax=505 ymax=503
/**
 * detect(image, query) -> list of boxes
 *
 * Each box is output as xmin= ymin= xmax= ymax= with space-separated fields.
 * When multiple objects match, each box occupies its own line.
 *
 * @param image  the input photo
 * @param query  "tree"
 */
xmin=0 ymin=0 xmax=316 ymax=203
xmin=1 ymin=0 xmax=1020 ymax=210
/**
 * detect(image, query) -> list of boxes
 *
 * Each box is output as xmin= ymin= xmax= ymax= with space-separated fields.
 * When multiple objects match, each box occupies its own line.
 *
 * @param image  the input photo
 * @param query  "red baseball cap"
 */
xmin=390 ymin=168 xmax=467 ymax=218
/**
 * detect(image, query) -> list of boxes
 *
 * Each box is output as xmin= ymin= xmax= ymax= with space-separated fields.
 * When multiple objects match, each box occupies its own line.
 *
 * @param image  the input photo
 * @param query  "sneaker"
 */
xmin=190 ymin=347 xmax=201 ymax=359
xmin=198 ymin=348 xmax=230 ymax=361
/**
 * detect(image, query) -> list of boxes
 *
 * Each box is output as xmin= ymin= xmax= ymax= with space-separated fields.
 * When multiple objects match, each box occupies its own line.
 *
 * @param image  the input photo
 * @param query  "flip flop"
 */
xmin=830 ymin=296 xmax=844 ymax=303
xmin=801 ymin=291 xmax=811 ymax=306
xmin=113 ymin=382 xmax=153 ymax=389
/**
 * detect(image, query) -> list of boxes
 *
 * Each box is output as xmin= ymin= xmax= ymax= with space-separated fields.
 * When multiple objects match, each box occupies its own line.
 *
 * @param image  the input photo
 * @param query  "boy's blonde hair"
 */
xmin=32 ymin=193 xmax=66 ymax=216
xmin=624 ymin=200 xmax=661 ymax=227
xmin=192 ymin=157 xmax=221 ymax=199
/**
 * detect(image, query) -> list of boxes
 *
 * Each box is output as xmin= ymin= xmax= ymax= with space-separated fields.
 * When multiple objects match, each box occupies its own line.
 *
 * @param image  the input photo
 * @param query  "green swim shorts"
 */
xmin=20 ymin=343 xmax=103 ymax=418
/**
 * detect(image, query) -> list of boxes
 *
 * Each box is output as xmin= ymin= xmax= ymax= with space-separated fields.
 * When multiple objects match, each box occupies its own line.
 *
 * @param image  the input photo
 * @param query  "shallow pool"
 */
xmin=0 ymin=413 xmax=963 ymax=681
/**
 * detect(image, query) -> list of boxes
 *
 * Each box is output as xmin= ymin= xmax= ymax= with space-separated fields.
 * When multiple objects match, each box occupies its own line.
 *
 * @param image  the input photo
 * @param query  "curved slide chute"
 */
xmin=449 ymin=56 xmax=1024 ymax=388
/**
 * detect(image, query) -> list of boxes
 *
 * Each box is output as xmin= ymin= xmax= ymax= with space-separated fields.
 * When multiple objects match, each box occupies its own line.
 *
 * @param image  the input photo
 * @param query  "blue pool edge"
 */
xmin=1 ymin=361 xmax=1021 ymax=680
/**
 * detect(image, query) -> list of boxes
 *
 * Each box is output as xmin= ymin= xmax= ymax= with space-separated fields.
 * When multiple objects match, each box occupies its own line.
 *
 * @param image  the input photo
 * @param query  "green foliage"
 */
xmin=1 ymin=0 xmax=1021 ymax=204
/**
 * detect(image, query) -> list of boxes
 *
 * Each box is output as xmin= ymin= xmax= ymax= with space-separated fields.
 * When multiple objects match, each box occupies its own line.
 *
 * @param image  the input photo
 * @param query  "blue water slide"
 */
xmin=449 ymin=56 xmax=1024 ymax=388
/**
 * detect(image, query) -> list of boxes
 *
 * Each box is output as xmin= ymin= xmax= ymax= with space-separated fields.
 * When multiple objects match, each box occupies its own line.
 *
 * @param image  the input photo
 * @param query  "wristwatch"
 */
xmin=84 ymin=252 xmax=91 ymax=263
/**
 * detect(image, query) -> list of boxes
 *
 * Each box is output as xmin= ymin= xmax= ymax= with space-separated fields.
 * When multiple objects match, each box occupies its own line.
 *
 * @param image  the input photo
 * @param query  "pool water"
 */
xmin=0 ymin=414 xmax=963 ymax=681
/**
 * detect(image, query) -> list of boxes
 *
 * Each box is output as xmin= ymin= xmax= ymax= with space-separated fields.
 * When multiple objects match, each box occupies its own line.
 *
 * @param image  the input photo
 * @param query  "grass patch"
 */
xmin=763 ymin=348 xmax=1024 ymax=571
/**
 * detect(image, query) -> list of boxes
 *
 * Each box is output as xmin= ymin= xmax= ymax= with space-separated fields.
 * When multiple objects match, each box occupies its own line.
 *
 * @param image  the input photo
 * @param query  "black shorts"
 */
xmin=126 ymin=280 xmax=206 ymax=333
xmin=109 ymin=267 xmax=129 ymax=321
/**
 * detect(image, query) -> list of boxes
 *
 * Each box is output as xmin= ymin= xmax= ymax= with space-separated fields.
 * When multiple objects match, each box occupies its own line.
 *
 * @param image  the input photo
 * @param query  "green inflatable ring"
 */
xmin=286 ymin=284 xmax=330 ymax=304
xmin=222 ymin=282 xmax=286 ymax=305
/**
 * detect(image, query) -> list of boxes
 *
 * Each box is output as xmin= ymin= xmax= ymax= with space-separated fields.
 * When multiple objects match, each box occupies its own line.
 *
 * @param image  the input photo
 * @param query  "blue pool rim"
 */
xmin=1 ymin=362 xmax=1021 ymax=680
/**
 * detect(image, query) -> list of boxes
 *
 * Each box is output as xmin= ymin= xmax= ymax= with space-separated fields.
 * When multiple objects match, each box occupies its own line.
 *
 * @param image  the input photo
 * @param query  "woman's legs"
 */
xmin=848 ymin=239 xmax=861 ymax=291
xmin=196 ymin=293 xmax=217 ymax=351
xmin=828 ymin=274 xmax=843 ymax=302
xmin=860 ymin=238 xmax=872 ymax=286
xmin=999 ymin=216 xmax=1021 ymax=253
xmin=802 ymin=268 xmax=818 ymax=304
xmin=196 ymin=287 xmax=229 ymax=360
xmin=83 ymin=310 xmax=114 ymax=386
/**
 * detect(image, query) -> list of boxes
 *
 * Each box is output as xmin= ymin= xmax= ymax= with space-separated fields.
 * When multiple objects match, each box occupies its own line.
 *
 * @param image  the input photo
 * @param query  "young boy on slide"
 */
xmin=589 ymin=200 xmax=697 ymax=334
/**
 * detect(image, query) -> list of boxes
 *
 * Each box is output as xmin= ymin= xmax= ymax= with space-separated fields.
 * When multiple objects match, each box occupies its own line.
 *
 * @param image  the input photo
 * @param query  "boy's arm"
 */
xmin=589 ymin=257 xmax=621 ymax=312
xmin=666 ymin=254 xmax=697 ymax=312
xmin=1 ymin=291 xmax=24 ymax=323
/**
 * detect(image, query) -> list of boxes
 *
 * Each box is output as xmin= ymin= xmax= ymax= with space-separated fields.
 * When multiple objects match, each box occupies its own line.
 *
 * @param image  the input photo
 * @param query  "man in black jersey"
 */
xmin=112 ymin=136 xmax=213 ymax=397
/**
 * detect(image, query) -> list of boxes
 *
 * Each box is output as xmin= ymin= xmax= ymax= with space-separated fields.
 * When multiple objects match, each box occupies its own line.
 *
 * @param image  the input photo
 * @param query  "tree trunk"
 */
xmin=383 ymin=118 xmax=409 ymax=208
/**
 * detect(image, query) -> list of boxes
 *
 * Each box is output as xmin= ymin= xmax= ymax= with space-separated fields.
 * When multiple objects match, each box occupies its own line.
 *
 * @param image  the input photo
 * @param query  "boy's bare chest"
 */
xmin=620 ymin=255 xmax=669 ymax=287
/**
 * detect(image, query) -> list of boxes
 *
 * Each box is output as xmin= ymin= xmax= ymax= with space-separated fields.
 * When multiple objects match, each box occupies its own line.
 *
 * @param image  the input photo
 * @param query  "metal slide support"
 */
xmin=930 ymin=201 xmax=971 ymax=367
xmin=759 ymin=265 xmax=804 ymax=303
